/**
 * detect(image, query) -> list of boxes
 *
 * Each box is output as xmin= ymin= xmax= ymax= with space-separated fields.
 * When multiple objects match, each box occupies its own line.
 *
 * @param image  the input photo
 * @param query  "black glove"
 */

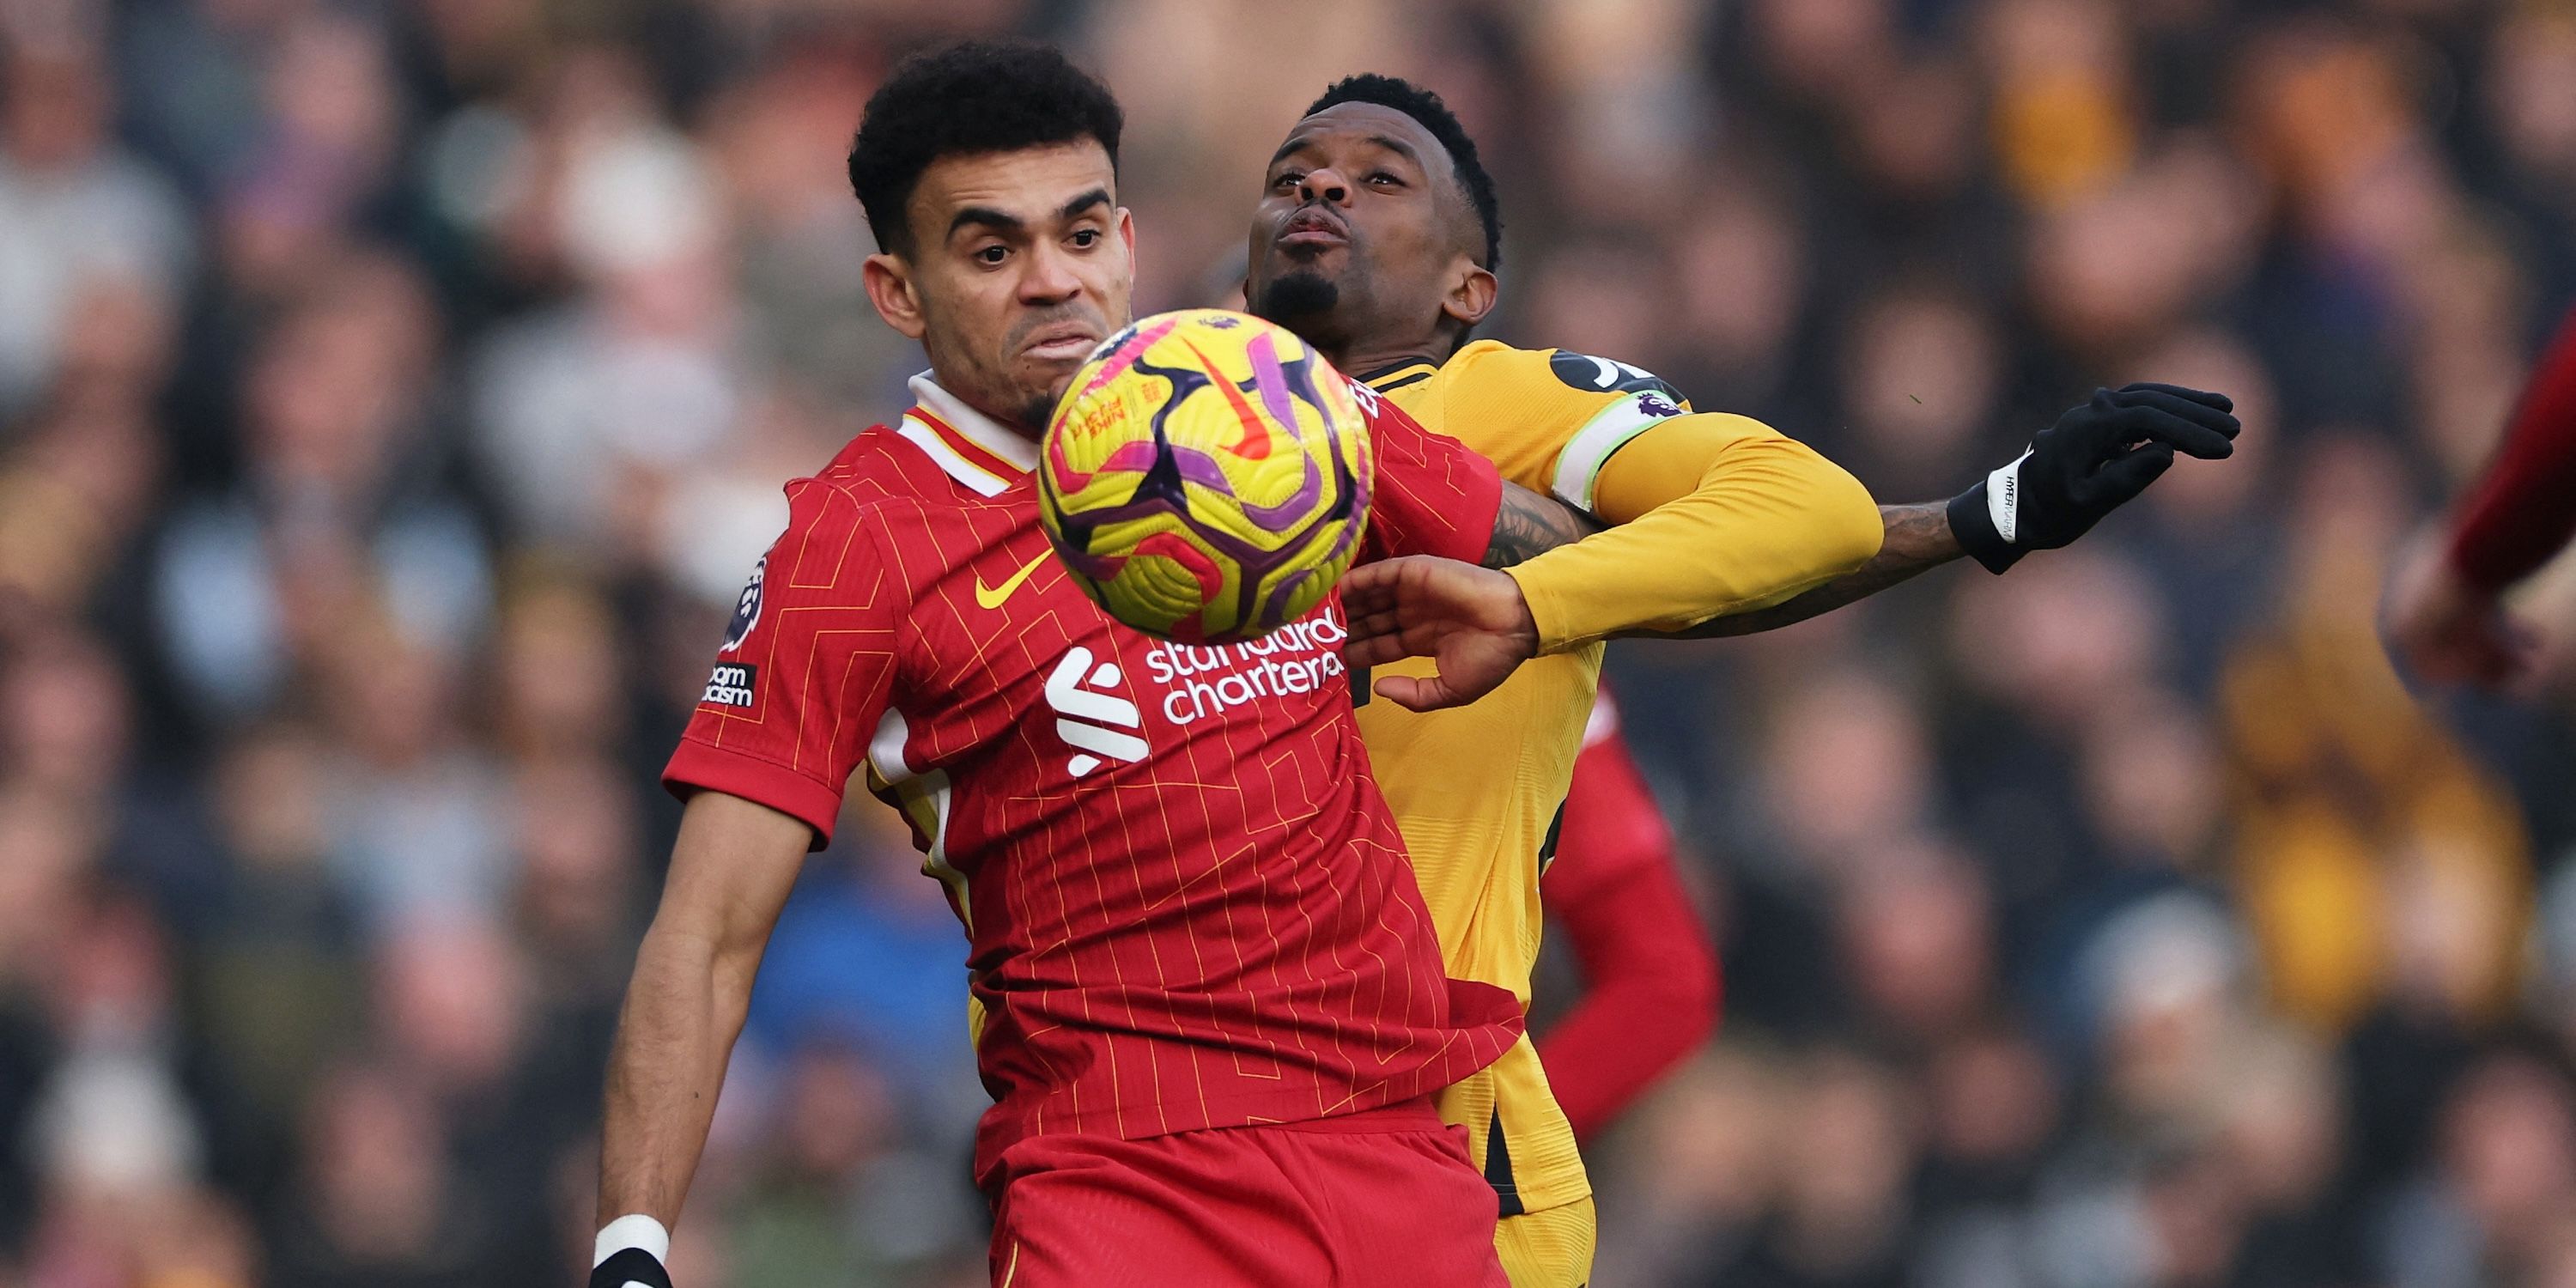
xmin=1947 ymin=383 xmax=2239 ymax=573
xmin=592 ymin=1248 xmax=673 ymax=1288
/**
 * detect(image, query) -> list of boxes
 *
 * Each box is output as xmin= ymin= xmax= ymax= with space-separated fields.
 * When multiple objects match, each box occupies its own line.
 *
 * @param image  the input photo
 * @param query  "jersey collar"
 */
xmin=900 ymin=371 xmax=1039 ymax=496
xmin=1361 ymin=361 xmax=1439 ymax=393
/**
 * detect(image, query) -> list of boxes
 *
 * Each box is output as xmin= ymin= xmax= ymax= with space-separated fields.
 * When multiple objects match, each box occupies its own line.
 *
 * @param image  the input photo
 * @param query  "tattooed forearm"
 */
xmin=1643 ymin=502 xmax=1959 ymax=638
xmin=1484 ymin=483 xmax=1604 ymax=568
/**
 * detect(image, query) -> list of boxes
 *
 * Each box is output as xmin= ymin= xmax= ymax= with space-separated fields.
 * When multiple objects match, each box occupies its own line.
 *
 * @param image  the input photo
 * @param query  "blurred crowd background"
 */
xmin=5 ymin=0 xmax=2576 ymax=1285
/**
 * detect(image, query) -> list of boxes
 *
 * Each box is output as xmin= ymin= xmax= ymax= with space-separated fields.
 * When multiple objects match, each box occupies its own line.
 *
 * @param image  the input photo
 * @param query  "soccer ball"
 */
xmin=1039 ymin=308 xmax=1373 ymax=645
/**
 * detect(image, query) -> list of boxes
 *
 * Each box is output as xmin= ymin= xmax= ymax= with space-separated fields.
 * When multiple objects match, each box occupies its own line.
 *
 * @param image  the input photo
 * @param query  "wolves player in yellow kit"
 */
xmin=1245 ymin=76 xmax=2242 ymax=1287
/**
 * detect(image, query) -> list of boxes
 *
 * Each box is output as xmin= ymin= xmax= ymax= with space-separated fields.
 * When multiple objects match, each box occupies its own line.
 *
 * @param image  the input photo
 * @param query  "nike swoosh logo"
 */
xmin=975 ymin=553 xmax=1049 ymax=610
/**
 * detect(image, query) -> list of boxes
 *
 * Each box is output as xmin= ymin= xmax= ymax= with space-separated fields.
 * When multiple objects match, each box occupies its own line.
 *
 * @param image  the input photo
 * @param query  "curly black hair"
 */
xmin=1303 ymin=74 xmax=1502 ymax=272
xmin=847 ymin=41 xmax=1124 ymax=258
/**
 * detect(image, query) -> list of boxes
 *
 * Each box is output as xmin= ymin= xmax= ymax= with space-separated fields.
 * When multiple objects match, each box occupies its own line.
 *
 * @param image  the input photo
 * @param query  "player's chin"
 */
xmin=1024 ymin=359 xmax=1088 ymax=424
xmin=1249 ymin=264 xmax=1342 ymax=326
xmin=1270 ymin=246 xmax=1347 ymax=282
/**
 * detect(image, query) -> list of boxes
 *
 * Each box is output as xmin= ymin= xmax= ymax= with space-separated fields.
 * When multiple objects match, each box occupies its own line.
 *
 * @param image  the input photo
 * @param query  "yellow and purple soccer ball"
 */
xmin=1039 ymin=309 xmax=1374 ymax=645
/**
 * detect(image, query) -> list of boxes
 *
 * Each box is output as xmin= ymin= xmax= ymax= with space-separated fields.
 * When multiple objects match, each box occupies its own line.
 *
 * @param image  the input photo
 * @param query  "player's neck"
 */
xmin=1329 ymin=338 xmax=1444 ymax=382
xmin=926 ymin=373 xmax=1043 ymax=441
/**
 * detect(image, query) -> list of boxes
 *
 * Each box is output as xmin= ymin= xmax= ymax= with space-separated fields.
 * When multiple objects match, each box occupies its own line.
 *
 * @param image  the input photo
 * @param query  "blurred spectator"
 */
xmin=1837 ymin=279 xmax=2004 ymax=498
xmin=153 ymin=248 xmax=489 ymax=726
xmin=0 ymin=39 xmax=192 ymax=416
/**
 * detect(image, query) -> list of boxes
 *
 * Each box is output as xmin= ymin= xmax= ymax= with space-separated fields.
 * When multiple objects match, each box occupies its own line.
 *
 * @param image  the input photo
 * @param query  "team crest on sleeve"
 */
xmin=1548 ymin=349 xmax=1687 ymax=404
xmin=722 ymin=555 xmax=766 ymax=653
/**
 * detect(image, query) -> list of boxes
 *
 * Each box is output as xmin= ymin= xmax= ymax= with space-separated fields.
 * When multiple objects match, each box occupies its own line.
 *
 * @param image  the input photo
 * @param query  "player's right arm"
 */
xmin=592 ymin=793 xmax=809 ymax=1285
xmin=592 ymin=477 xmax=902 ymax=1287
xmin=2386 ymin=302 xmax=2576 ymax=686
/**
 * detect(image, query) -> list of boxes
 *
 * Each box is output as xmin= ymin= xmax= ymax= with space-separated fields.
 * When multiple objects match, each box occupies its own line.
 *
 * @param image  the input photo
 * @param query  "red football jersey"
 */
xmin=665 ymin=373 xmax=1523 ymax=1183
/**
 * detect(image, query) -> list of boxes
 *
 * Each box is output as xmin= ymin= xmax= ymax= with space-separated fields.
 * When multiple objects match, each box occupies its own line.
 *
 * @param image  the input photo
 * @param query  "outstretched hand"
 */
xmin=1339 ymin=556 xmax=1541 ymax=712
xmin=2045 ymin=382 xmax=2240 ymax=523
xmin=1951 ymin=382 xmax=2241 ymax=573
xmin=2384 ymin=530 xmax=2538 ymax=689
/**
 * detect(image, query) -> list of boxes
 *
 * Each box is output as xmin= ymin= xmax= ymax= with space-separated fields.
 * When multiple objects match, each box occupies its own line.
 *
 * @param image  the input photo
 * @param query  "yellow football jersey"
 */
xmin=1360 ymin=339 xmax=1702 ymax=1220
xmin=1360 ymin=339 xmax=1877 ymax=1232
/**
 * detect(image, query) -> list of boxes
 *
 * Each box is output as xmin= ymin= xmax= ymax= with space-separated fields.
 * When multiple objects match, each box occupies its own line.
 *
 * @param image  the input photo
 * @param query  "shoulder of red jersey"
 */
xmin=1342 ymin=372 xmax=1504 ymax=566
xmin=793 ymin=407 xmax=1036 ymax=515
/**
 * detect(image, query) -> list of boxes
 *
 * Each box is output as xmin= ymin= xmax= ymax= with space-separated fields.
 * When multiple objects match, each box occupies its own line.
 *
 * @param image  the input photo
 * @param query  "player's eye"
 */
xmin=1069 ymin=228 xmax=1101 ymax=249
xmin=1366 ymin=171 xmax=1401 ymax=186
xmin=975 ymin=245 xmax=1008 ymax=265
xmin=1272 ymin=170 xmax=1303 ymax=191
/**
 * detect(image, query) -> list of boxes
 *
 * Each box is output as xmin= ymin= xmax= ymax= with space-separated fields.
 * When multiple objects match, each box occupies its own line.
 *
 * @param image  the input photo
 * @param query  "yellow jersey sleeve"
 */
xmin=1428 ymin=343 xmax=1881 ymax=651
xmin=1427 ymin=340 xmax=1703 ymax=502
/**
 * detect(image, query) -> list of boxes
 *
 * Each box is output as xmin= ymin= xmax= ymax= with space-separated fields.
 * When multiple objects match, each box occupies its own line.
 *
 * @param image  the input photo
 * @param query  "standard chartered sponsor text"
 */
xmin=1140 ymin=606 xmax=1349 ymax=725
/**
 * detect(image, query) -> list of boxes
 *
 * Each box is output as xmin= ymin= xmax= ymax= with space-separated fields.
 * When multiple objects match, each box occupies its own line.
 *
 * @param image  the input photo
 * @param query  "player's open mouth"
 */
xmin=1022 ymin=325 xmax=1103 ymax=361
xmin=1278 ymin=209 xmax=1349 ymax=251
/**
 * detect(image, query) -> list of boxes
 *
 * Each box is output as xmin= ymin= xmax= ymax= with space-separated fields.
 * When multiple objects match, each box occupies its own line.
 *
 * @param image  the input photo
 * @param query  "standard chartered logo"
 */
xmin=1045 ymin=647 xmax=1147 ymax=777
xmin=1140 ymin=606 xmax=1348 ymax=726
xmin=1044 ymin=607 xmax=1350 ymax=780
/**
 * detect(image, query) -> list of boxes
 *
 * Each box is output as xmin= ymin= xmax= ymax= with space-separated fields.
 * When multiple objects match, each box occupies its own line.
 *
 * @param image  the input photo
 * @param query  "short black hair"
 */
xmin=1303 ymin=74 xmax=1502 ymax=272
xmin=847 ymin=41 xmax=1124 ymax=258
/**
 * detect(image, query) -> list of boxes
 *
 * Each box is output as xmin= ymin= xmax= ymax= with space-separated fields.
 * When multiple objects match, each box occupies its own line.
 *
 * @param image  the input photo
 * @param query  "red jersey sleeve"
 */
xmin=2449 ymin=302 xmax=2576 ymax=592
xmin=663 ymin=477 xmax=902 ymax=848
xmin=1355 ymin=380 xmax=1504 ymax=565
xmin=1537 ymin=698 xmax=1721 ymax=1139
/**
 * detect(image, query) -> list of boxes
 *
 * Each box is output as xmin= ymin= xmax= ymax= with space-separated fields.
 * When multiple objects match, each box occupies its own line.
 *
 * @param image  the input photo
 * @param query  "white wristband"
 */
xmin=1986 ymin=447 xmax=2033 ymax=545
xmin=594 ymin=1214 xmax=671 ymax=1269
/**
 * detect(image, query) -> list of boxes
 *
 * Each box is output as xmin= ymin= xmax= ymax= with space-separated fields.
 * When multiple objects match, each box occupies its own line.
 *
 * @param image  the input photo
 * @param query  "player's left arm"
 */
xmin=1342 ymin=360 xmax=1891 ymax=708
xmin=1651 ymin=383 xmax=2237 ymax=639
xmin=1345 ymin=404 xmax=1886 ymax=709
xmin=1652 ymin=382 xmax=2239 ymax=638
xmin=1498 ymin=409 xmax=1885 ymax=647
xmin=1343 ymin=380 xmax=2236 ymax=707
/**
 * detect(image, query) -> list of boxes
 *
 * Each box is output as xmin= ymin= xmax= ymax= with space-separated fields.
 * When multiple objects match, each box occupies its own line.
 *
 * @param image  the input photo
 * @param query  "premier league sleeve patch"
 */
xmin=1550 ymin=388 xmax=1693 ymax=513
xmin=722 ymin=555 xmax=766 ymax=653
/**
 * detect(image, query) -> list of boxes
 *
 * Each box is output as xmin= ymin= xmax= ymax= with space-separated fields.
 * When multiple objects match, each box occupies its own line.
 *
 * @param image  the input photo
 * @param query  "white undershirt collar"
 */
xmin=908 ymin=370 xmax=1040 ymax=473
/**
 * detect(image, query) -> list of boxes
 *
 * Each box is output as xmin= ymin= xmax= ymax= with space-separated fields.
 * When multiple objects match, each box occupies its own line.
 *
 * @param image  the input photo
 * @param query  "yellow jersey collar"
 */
xmin=1361 ymin=361 xmax=1440 ymax=393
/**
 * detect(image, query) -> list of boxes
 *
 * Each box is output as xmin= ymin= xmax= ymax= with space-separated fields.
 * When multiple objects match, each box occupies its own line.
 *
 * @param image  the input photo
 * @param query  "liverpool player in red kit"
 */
xmin=586 ymin=44 xmax=1541 ymax=1288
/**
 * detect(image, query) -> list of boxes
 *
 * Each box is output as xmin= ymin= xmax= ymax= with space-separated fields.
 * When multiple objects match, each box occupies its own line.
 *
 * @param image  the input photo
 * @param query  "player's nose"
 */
xmin=1019 ymin=243 xmax=1083 ymax=303
xmin=1298 ymin=165 xmax=1352 ymax=206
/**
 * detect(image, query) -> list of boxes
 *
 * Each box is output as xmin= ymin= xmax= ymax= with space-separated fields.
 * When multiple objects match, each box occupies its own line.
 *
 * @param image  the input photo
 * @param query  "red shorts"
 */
xmin=985 ymin=1098 xmax=1510 ymax=1287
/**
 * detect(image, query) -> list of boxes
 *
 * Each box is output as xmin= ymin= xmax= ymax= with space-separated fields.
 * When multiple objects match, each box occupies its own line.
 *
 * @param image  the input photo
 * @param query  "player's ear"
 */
xmin=1443 ymin=260 xmax=1498 ymax=332
xmin=1104 ymin=207 xmax=1139 ymax=318
xmin=864 ymin=251 xmax=928 ymax=341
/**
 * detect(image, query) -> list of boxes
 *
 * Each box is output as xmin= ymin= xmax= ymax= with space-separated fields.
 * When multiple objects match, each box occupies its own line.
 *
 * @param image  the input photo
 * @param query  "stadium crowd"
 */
xmin=3 ymin=0 xmax=2576 ymax=1285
